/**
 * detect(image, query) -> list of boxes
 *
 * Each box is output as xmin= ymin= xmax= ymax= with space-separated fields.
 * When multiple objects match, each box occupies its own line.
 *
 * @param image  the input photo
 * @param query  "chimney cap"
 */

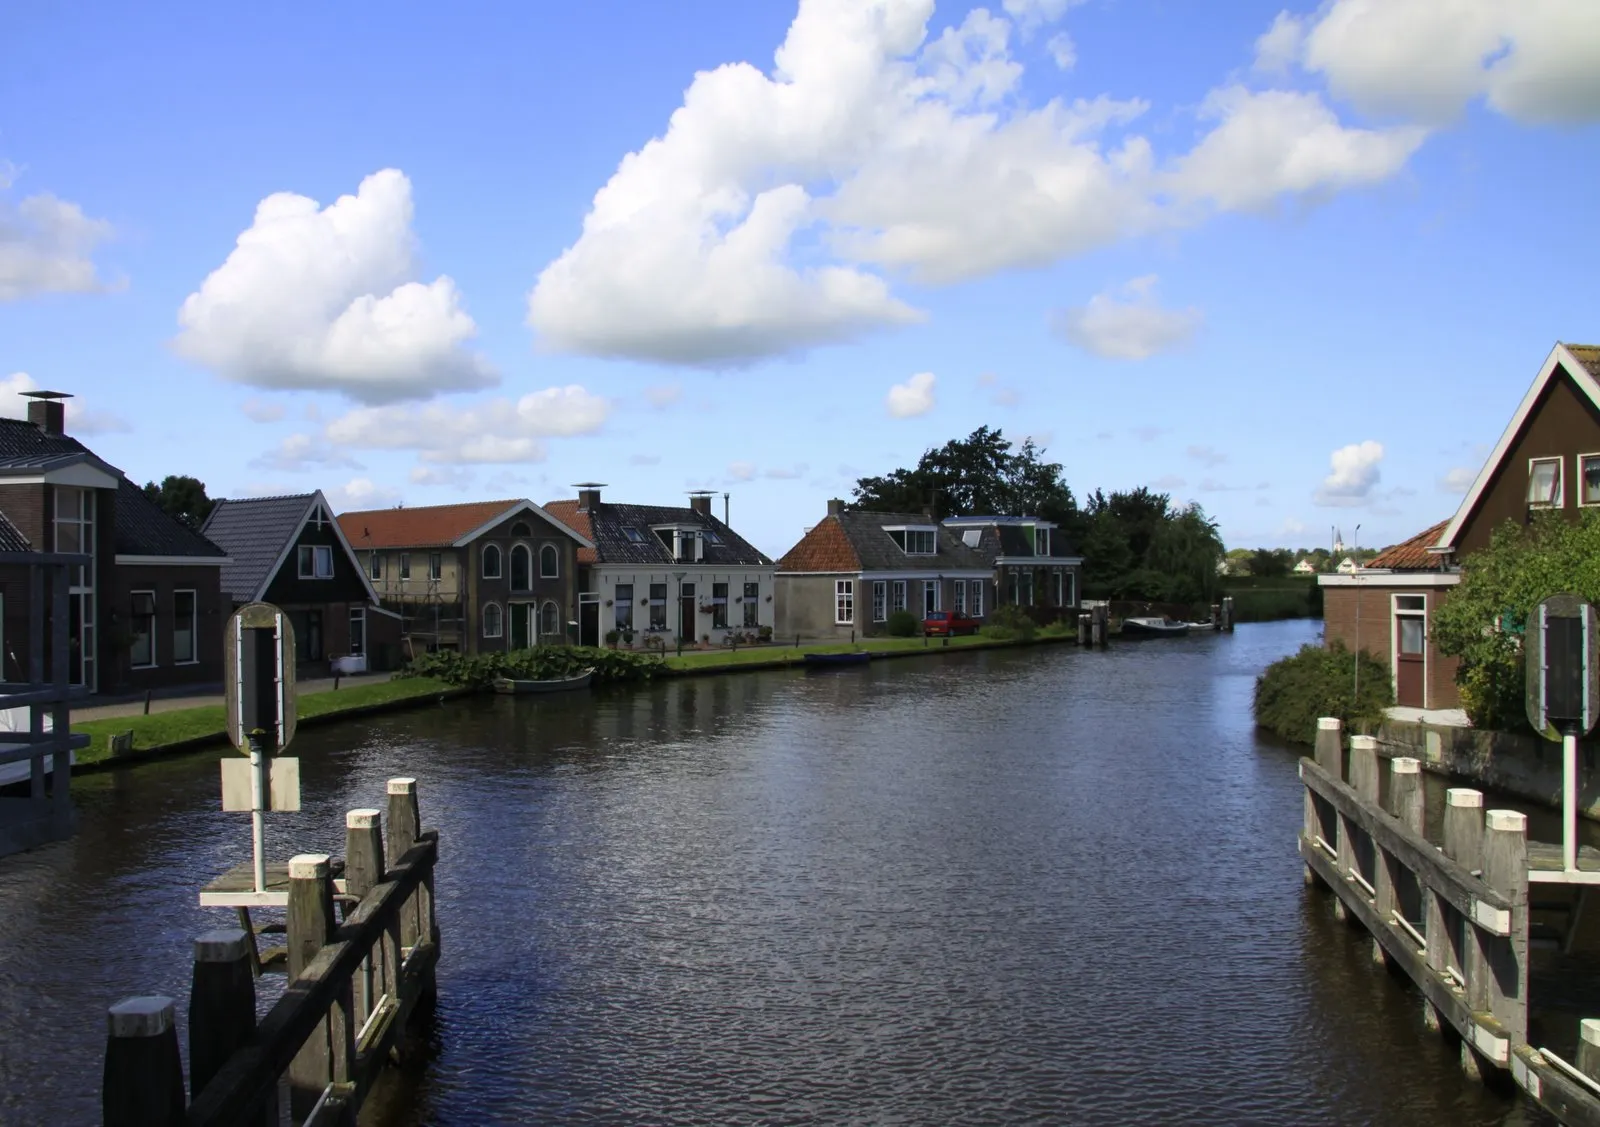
xmin=686 ymin=489 xmax=714 ymax=497
xmin=571 ymin=481 xmax=607 ymax=489
xmin=20 ymin=390 xmax=72 ymax=401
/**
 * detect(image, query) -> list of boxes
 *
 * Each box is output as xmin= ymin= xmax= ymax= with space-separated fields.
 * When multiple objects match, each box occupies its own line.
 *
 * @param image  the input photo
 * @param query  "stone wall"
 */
xmin=1378 ymin=719 xmax=1600 ymax=818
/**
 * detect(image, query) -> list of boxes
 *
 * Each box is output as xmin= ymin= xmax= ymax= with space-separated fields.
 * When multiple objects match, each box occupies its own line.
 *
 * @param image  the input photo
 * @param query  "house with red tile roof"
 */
xmin=1320 ymin=342 xmax=1600 ymax=712
xmin=336 ymin=499 xmax=592 ymax=654
xmin=543 ymin=485 xmax=774 ymax=647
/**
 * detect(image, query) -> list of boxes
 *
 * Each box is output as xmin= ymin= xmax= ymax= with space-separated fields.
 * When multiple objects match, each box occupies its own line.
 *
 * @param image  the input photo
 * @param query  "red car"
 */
xmin=923 ymin=610 xmax=980 ymax=637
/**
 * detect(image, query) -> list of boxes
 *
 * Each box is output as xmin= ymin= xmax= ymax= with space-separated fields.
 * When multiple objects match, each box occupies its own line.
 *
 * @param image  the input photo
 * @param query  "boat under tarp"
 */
xmin=1120 ymin=617 xmax=1191 ymax=639
xmin=802 ymin=652 xmax=872 ymax=668
xmin=492 ymin=669 xmax=596 ymax=695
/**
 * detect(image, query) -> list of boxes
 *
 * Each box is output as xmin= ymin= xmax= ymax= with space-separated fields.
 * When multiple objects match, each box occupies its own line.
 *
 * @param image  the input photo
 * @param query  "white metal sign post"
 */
xmin=1526 ymin=594 xmax=1599 ymax=883
xmin=221 ymin=602 xmax=300 ymax=895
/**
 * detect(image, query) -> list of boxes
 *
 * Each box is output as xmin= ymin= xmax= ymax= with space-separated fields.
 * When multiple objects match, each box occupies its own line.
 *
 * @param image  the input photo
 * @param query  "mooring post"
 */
xmin=102 ymin=995 xmax=186 ymax=1127
xmin=345 ymin=808 xmax=385 ymax=1031
xmin=1077 ymin=613 xmax=1090 ymax=646
xmin=1223 ymin=596 xmax=1235 ymax=632
xmin=388 ymin=778 xmax=423 ymax=953
xmin=1578 ymin=1018 xmax=1600 ymax=1084
xmin=1444 ymin=789 xmax=1486 ymax=875
xmin=1314 ymin=717 xmax=1342 ymax=779
xmin=1210 ymin=603 xmax=1220 ymax=631
xmin=188 ymin=929 xmax=258 ymax=1105
xmin=1348 ymin=735 xmax=1379 ymax=805
xmin=1389 ymin=757 xmax=1423 ymax=835
xmin=1480 ymin=809 xmax=1530 ymax=1048
xmin=287 ymin=853 xmax=337 ymax=1118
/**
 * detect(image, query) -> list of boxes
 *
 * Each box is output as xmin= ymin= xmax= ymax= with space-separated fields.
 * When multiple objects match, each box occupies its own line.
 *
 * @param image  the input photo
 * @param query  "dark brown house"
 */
xmin=1320 ymin=342 xmax=1600 ymax=711
xmin=0 ymin=391 xmax=230 ymax=696
xmin=201 ymin=490 xmax=402 ymax=674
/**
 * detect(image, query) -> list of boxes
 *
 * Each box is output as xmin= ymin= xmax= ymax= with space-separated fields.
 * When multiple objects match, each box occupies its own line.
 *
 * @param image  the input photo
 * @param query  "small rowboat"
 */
xmin=1120 ymin=616 xmax=1191 ymax=639
xmin=803 ymin=651 xmax=872 ymax=668
xmin=492 ymin=669 xmax=596 ymax=695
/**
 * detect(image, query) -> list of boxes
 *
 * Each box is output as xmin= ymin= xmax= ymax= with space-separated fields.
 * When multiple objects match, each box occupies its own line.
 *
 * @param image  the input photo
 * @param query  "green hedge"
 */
xmin=399 ymin=645 xmax=664 ymax=690
xmin=886 ymin=610 xmax=920 ymax=637
xmin=979 ymin=605 xmax=1037 ymax=642
xmin=1252 ymin=641 xmax=1393 ymax=746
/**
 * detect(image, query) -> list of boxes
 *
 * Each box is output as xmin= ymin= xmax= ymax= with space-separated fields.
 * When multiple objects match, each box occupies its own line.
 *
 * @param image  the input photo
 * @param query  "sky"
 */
xmin=2 ymin=0 xmax=1598 ymax=560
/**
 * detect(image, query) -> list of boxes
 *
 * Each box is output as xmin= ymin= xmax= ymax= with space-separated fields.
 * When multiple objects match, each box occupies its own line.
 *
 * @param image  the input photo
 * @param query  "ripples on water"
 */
xmin=0 ymin=622 xmax=1558 ymax=1125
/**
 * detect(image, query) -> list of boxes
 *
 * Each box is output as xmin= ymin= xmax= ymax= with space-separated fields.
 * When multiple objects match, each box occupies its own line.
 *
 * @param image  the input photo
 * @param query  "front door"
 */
xmin=679 ymin=583 xmax=697 ymax=642
xmin=510 ymin=603 xmax=531 ymax=650
xmin=580 ymin=598 xmax=600 ymax=647
xmin=1395 ymin=608 xmax=1426 ymax=708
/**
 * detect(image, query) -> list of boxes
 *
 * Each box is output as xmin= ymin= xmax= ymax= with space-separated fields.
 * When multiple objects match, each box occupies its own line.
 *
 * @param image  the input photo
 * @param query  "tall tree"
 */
xmin=852 ymin=427 xmax=1077 ymax=525
xmin=143 ymin=475 xmax=216 ymax=530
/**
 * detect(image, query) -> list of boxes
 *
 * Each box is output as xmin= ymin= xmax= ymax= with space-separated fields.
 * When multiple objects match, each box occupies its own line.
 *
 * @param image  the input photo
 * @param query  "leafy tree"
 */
xmin=1247 ymin=548 xmax=1294 ymax=579
xmin=142 ymin=474 xmax=216 ymax=530
xmin=1432 ymin=511 xmax=1600 ymax=730
xmin=1254 ymin=641 xmax=1395 ymax=745
xmin=852 ymin=426 xmax=1078 ymax=525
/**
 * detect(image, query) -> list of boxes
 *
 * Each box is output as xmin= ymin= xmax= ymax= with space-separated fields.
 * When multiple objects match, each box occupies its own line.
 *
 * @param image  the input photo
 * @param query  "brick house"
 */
xmin=775 ymin=500 xmax=995 ymax=640
xmin=337 ymin=498 xmax=592 ymax=654
xmin=1320 ymin=342 xmax=1600 ymax=711
xmin=201 ymin=491 xmax=403 ymax=674
xmin=0 ymin=391 xmax=229 ymax=696
xmin=543 ymin=486 xmax=775 ymax=647
xmin=940 ymin=514 xmax=1083 ymax=621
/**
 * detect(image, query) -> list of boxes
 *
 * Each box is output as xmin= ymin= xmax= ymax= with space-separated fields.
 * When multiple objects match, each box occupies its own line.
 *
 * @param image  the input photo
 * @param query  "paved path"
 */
xmin=71 ymin=674 xmax=386 ymax=723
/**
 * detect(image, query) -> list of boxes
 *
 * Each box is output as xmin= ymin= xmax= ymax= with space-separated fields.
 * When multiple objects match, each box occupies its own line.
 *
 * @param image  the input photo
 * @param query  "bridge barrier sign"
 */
xmin=1525 ymin=594 xmax=1599 ymax=881
xmin=220 ymin=603 xmax=301 ymax=893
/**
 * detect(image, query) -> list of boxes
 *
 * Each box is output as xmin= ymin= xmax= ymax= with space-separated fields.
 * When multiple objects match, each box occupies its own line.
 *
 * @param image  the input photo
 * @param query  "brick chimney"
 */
xmin=688 ymin=491 xmax=713 ymax=516
xmin=827 ymin=498 xmax=846 ymax=516
xmin=22 ymin=390 xmax=69 ymax=436
xmin=573 ymin=482 xmax=605 ymax=512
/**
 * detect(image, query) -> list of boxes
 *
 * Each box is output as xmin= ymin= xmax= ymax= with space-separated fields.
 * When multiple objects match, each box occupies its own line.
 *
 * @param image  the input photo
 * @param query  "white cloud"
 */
xmin=1252 ymin=12 xmax=1305 ymax=75
xmin=241 ymin=398 xmax=287 ymax=423
xmin=1199 ymin=478 xmax=1249 ymax=492
xmin=1439 ymin=465 xmax=1477 ymax=494
xmin=645 ymin=383 xmax=683 ymax=409
xmin=1002 ymin=0 xmax=1076 ymax=33
xmin=1152 ymin=473 xmax=1187 ymax=490
xmin=408 ymin=464 xmax=475 ymax=489
xmin=1051 ymin=275 xmax=1202 ymax=359
xmin=1187 ymin=444 xmax=1227 ymax=467
xmin=1046 ymin=32 xmax=1077 ymax=70
xmin=322 ymin=385 xmax=611 ymax=465
xmin=1280 ymin=517 xmax=1308 ymax=536
xmin=728 ymin=460 xmax=758 ymax=482
xmin=0 ymin=371 xmax=130 ymax=434
xmin=886 ymin=371 xmax=937 ymax=418
xmin=250 ymin=433 xmax=363 ymax=473
xmin=0 ymin=189 xmax=115 ymax=300
xmin=176 ymin=169 xmax=495 ymax=404
xmin=325 ymin=477 xmax=401 ymax=512
xmin=1291 ymin=0 xmax=1600 ymax=126
xmin=1169 ymin=86 xmax=1427 ymax=213
xmin=1314 ymin=439 xmax=1384 ymax=506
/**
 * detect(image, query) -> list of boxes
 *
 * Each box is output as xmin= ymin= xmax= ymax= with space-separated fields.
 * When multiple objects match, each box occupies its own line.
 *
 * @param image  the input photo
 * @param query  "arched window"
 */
xmin=539 ymin=543 xmax=559 ymax=579
xmin=510 ymin=521 xmax=531 ymax=538
xmin=510 ymin=544 xmax=532 ymax=591
xmin=482 ymin=602 xmax=503 ymax=639
xmin=540 ymin=600 xmax=560 ymax=640
xmin=482 ymin=543 xmax=502 ymax=579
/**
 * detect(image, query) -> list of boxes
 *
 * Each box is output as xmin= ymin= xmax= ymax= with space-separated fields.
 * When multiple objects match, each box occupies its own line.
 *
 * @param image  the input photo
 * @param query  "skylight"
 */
xmin=623 ymin=526 xmax=645 ymax=543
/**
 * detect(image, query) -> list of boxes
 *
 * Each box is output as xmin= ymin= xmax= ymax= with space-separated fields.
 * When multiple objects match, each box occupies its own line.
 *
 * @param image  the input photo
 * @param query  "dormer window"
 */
xmin=1528 ymin=457 xmax=1562 ymax=507
xmin=656 ymin=526 xmax=702 ymax=561
xmin=1034 ymin=527 xmax=1050 ymax=556
xmin=886 ymin=526 xmax=937 ymax=555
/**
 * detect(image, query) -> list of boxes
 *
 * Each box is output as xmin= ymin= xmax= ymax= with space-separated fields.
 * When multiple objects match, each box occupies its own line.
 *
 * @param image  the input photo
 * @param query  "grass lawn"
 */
xmin=71 ymin=676 xmax=456 ymax=766
xmin=662 ymin=632 xmax=1024 ymax=671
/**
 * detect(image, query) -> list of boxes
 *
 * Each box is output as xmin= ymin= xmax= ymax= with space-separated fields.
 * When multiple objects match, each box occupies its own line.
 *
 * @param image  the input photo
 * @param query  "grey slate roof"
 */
xmin=945 ymin=517 xmax=1080 ymax=564
xmin=837 ymin=510 xmax=992 ymax=571
xmin=0 ymin=417 xmax=121 ymax=474
xmin=201 ymin=493 xmax=315 ymax=603
xmin=573 ymin=502 xmax=771 ymax=567
xmin=114 ymin=478 xmax=228 ymax=559
xmin=0 ymin=509 xmax=31 ymax=552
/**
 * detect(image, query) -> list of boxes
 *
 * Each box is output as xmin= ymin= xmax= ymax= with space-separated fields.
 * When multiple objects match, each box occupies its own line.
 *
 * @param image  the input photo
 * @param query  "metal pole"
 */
xmin=1565 ymin=730 xmax=1579 ymax=874
xmin=248 ymin=730 xmax=267 ymax=894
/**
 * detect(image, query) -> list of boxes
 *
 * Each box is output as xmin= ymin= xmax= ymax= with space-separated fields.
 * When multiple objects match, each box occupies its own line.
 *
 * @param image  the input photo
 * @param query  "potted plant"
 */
xmin=758 ymin=625 xmax=773 ymax=642
xmin=621 ymin=628 xmax=636 ymax=648
xmin=605 ymin=629 xmax=620 ymax=649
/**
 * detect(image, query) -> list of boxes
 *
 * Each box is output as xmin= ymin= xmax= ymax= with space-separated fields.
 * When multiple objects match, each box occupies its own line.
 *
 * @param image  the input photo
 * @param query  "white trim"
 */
xmin=481 ymin=542 xmax=503 ymax=579
xmin=43 ymin=463 xmax=119 ymax=489
xmin=942 ymin=515 xmax=1056 ymax=529
xmin=481 ymin=600 xmax=503 ymax=639
xmin=508 ymin=542 xmax=533 ymax=592
xmin=248 ymin=491 xmax=385 ymax=606
xmin=879 ymin=523 xmax=939 ymax=533
xmin=369 ymin=605 xmax=403 ymax=621
xmin=1580 ymin=451 xmax=1600 ymax=508
xmin=129 ymin=588 xmax=158 ymax=669
xmin=994 ymin=556 xmax=1084 ymax=566
xmin=1391 ymin=592 xmax=1429 ymax=710
xmin=115 ymin=554 xmax=229 ymax=567
xmin=538 ymin=543 xmax=560 ymax=579
xmin=172 ymin=587 xmax=199 ymax=665
xmin=1441 ymin=343 xmax=1600 ymax=548
xmin=1318 ymin=572 xmax=1461 ymax=588
xmin=835 ymin=578 xmax=855 ymax=625
xmin=1527 ymin=455 xmax=1564 ymax=509
xmin=296 ymin=543 xmax=335 ymax=580
xmin=451 ymin=498 xmax=595 ymax=550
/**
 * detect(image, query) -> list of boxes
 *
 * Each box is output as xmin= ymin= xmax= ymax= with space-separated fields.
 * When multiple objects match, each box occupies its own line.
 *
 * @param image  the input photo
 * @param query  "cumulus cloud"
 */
xmin=1187 ymin=444 xmax=1227 ymax=467
xmin=0 ymin=371 xmax=130 ymax=434
xmin=176 ymin=169 xmax=495 ymax=404
xmin=0 ymin=187 xmax=116 ymax=301
xmin=322 ymin=385 xmax=611 ymax=465
xmin=1052 ymin=275 xmax=1202 ymax=360
xmin=249 ymin=433 xmax=363 ymax=473
xmin=1280 ymin=0 xmax=1600 ymax=126
xmin=527 ymin=0 xmax=1418 ymax=367
xmin=241 ymin=398 xmax=287 ymax=423
xmin=1438 ymin=465 xmax=1477 ymax=494
xmin=1046 ymin=33 xmax=1077 ymax=70
xmin=409 ymin=465 xmax=475 ymax=489
xmin=886 ymin=371 xmax=937 ymax=418
xmin=325 ymin=477 xmax=402 ymax=512
xmin=1315 ymin=439 xmax=1385 ymax=506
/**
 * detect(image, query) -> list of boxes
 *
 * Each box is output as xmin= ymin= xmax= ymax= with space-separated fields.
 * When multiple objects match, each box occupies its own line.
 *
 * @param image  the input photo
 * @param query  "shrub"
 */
xmin=886 ymin=610 xmax=920 ymax=637
xmin=986 ymin=604 xmax=1036 ymax=641
xmin=399 ymin=645 xmax=664 ymax=690
xmin=1253 ymin=640 xmax=1394 ymax=746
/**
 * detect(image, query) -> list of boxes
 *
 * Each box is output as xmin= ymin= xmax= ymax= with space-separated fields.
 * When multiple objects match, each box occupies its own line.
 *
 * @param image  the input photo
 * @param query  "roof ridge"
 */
xmin=339 ymin=497 xmax=523 ymax=516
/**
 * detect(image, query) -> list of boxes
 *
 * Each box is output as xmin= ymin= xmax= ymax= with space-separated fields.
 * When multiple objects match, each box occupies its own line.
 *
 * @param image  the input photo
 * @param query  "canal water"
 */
xmin=0 ymin=621 xmax=1562 ymax=1125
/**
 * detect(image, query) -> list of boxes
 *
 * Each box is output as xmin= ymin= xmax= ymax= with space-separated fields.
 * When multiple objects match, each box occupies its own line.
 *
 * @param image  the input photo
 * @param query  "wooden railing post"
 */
xmin=1348 ymin=735 xmax=1379 ymax=804
xmin=345 ymin=808 xmax=385 ymax=1033
xmin=1314 ymin=717 xmax=1342 ymax=778
xmin=1579 ymin=1018 xmax=1600 ymax=1085
xmin=1461 ymin=809 xmax=1528 ymax=1079
xmin=188 ymin=929 xmax=261 ymax=1115
xmin=1444 ymin=789 xmax=1485 ymax=875
xmin=287 ymin=853 xmax=337 ymax=1118
xmin=1389 ymin=757 xmax=1423 ymax=834
xmin=103 ymin=995 xmax=185 ymax=1127
xmin=387 ymin=778 xmax=422 ymax=951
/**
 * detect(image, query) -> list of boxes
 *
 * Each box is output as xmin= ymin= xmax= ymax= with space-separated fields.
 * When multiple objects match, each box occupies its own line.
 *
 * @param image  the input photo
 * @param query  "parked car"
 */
xmin=923 ymin=610 xmax=980 ymax=637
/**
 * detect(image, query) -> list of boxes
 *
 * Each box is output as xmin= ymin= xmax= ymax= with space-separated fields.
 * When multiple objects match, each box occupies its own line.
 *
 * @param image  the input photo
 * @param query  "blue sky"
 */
xmin=3 ymin=0 xmax=1597 ymax=559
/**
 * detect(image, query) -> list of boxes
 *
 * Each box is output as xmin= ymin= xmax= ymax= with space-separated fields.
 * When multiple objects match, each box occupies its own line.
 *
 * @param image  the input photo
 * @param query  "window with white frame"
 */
xmin=892 ymin=580 xmax=907 ymax=613
xmin=712 ymin=582 xmax=729 ymax=629
xmin=969 ymin=580 xmax=985 ymax=617
xmin=922 ymin=580 xmax=939 ymax=616
xmin=1063 ymin=571 xmax=1076 ymax=608
xmin=1528 ymin=457 xmax=1562 ymax=507
xmin=368 ymin=551 xmax=381 ymax=581
xmin=1052 ymin=571 xmax=1064 ymax=606
xmin=129 ymin=591 xmax=156 ymax=668
xmin=887 ymin=527 xmax=937 ymax=555
xmin=297 ymin=544 xmax=334 ymax=579
xmin=173 ymin=590 xmax=197 ymax=663
xmin=429 ymin=552 xmax=442 ymax=581
xmin=623 ymin=527 xmax=646 ymax=544
xmin=1035 ymin=527 xmax=1051 ymax=556
xmin=615 ymin=584 xmax=634 ymax=630
xmin=510 ymin=544 xmax=532 ymax=591
xmin=649 ymin=583 xmax=668 ymax=630
xmin=482 ymin=602 xmax=503 ymax=638
xmin=743 ymin=581 xmax=760 ymax=627
xmin=1583 ymin=454 xmax=1600 ymax=506
xmin=872 ymin=581 xmax=887 ymax=622
xmin=835 ymin=579 xmax=855 ymax=624
xmin=399 ymin=552 xmax=411 ymax=581
xmin=349 ymin=607 xmax=366 ymax=655
xmin=55 ymin=486 xmax=96 ymax=688
xmin=953 ymin=582 xmax=966 ymax=615
xmin=482 ymin=543 xmax=502 ymax=579
xmin=540 ymin=544 xmax=560 ymax=578
xmin=540 ymin=600 xmax=560 ymax=639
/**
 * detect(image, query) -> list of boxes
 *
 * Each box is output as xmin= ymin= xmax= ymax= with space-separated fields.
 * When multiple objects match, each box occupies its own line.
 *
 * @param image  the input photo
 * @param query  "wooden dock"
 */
xmin=1301 ymin=717 xmax=1600 ymax=1125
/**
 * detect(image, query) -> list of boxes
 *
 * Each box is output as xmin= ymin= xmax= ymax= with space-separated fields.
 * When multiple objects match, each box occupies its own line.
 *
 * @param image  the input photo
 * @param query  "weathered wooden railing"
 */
xmin=102 ymin=777 xmax=440 ymax=1127
xmin=1300 ymin=718 xmax=1600 ymax=1125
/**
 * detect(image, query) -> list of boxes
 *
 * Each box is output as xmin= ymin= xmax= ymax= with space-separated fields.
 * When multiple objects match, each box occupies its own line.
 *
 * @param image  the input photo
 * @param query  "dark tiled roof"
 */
xmin=778 ymin=509 xmax=990 ymax=572
xmin=201 ymin=493 xmax=315 ymax=603
xmin=338 ymin=499 xmax=524 ymax=549
xmin=0 ymin=508 xmax=30 ymax=551
xmin=1566 ymin=343 xmax=1600 ymax=380
xmin=0 ymin=418 xmax=119 ymax=473
xmin=543 ymin=499 xmax=770 ymax=567
xmin=943 ymin=517 xmax=1080 ymax=564
xmin=114 ymin=479 xmax=227 ymax=559
xmin=1367 ymin=520 xmax=1450 ymax=571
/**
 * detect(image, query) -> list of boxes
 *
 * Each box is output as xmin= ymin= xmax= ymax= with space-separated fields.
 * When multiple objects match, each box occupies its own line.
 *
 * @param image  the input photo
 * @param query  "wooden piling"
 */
xmin=386 ymin=778 xmax=420 ymax=870
xmin=1443 ymin=788 xmax=1485 ymax=874
xmin=188 ymin=930 xmax=257 ymax=1104
xmin=1348 ymin=736 xmax=1379 ymax=804
xmin=1314 ymin=717 xmax=1342 ymax=778
xmin=1221 ymin=597 xmax=1234 ymax=633
xmin=344 ymin=809 xmax=385 ymax=899
xmin=287 ymin=853 xmax=337 ymax=1118
xmin=1578 ymin=1018 xmax=1600 ymax=1084
xmin=103 ymin=995 xmax=185 ymax=1127
xmin=1389 ymin=757 xmax=1423 ymax=835
xmin=1480 ymin=809 xmax=1529 ymax=1047
xmin=1078 ymin=613 xmax=1091 ymax=646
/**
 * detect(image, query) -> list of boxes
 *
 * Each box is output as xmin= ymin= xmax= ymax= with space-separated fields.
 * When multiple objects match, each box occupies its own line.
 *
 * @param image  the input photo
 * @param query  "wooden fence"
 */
xmin=102 ymin=778 xmax=440 ymax=1126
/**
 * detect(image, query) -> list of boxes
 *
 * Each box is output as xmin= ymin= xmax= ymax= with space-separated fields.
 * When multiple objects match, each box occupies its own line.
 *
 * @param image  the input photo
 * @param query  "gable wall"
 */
xmin=263 ymin=515 xmax=372 ymax=606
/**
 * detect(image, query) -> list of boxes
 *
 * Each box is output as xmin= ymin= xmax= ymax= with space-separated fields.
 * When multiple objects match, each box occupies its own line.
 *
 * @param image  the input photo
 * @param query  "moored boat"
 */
xmin=493 ymin=669 xmax=596 ymax=694
xmin=802 ymin=651 xmax=872 ymax=668
xmin=1119 ymin=616 xmax=1191 ymax=639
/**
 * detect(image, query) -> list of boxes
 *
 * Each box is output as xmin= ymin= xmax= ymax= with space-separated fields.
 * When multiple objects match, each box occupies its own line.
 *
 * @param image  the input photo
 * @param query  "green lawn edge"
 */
xmin=659 ymin=627 xmax=1079 ymax=674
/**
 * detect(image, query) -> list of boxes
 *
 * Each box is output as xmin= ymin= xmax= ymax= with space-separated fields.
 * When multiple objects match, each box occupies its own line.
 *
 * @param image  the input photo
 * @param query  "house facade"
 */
xmin=543 ymin=486 xmax=775 ymax=647
xmin=202 ymin=491 xmax=403 ymax=673
xmin=337 ymin=499 xmax=592 ymax=653
xmin=774 ymin=500 xmax=995 ymax=641
xmin=0 ymin=392 xmax=230 ymax=696
xmin=1320 ymin=342 xmax=1600 ymax=711
xmin=940 ymin=514 xmax=1082 ymax=619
